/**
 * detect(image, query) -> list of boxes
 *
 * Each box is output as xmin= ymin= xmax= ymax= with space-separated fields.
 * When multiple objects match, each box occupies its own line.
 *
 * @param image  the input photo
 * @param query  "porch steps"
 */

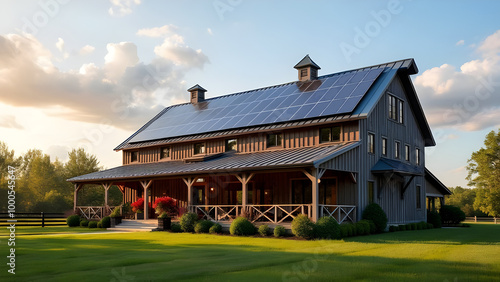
xmin=107 ymin=219 xmax=158 ymax=232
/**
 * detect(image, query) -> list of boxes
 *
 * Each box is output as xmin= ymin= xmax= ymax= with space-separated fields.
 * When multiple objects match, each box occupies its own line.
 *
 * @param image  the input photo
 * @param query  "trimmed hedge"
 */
xmin=80 ymin=220 xmax=89 ymax=227
xmin=355 ymin=220 xmax=371 ymax=235
xmin=291 ymin=214 xmax=314 ymax=239
xmin=66 ymin=215 xmax=80 ymax=227
xmin=194 ymin=220 xmax=214 ymax=234
xmin=440 ymin=205 xmax=466 ymax=225
xmin=209 ymin=223 xmax=222 ymax=234
xmin=230 ymin=217 xmax=256 ymax=236
xmin=88 ymin=221 xmax=98 ymax=228
xmin=362 ymin=203 xmax=388 ymax=233
xmin=180 ymin=212 xmax=198 ymax=232
xmin=427 ymin=211 xmax=442 ymax=228
xmin=258 ymin=225 xmax=271 ymax=236
xmin=389 ymin=225 xmax=398 ymax=232
xmin=399 ymin=224 xmax=406 ymax=231
xmin=100 ymin=216 xmax=111 ymax=228
xmin=274 ymin=226 xmax=286 ymax=237
xmin=340 ymin=224 xmax=350 ymax=238
xmin=314 ymin=217 xmax=341 ymax=239
xmin=170 ymin=223 xmax=182 ymax=233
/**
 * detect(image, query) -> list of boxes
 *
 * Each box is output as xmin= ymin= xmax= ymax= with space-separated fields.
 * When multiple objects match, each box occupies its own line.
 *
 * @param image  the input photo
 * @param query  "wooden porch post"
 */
xmin=73 ymin=183 xmax=83 ymax=213
xmin=183 ymin=177 xmax=198 ymax=212
xmin=102 ymin=183 xmax=112 ymax=209
xmin=302 ymin=168 xmax=326 ymax=222
xmin=140 ymin=180 xmax=153 ymax=221
xmin=117 ymin=185 xmax=126 ymax=205
xmin=234 ymin=173 xmax=255 ymax=213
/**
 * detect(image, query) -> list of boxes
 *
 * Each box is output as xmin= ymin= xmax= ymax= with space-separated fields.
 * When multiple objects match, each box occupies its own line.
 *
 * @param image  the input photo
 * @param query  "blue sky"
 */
xmin=0 ymin=0 xmax=499 ymax=188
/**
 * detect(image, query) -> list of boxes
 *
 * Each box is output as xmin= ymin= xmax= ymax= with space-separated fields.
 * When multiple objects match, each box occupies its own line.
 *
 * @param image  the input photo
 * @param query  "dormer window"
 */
xmin=225 ymin=139 xmax=237 ymax=152
xmin=131 ymin=151 xmax=139 ymax=162
xmin=320 ymin=126 xmax=341 ymax=143
xmin=267 ymin=133 xmax=282 ymax=148
xmin=194 ymin=143 xmax=205 ymax=155
xmin=160 ymin=147 xmax=170 ymax=159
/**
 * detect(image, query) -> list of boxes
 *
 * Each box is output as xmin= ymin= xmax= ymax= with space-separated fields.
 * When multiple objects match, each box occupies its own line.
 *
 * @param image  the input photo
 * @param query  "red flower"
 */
xmin=131 ymin=198 xmax=151 ymax=213
xmin=153 ymin=196 xmax=178 ymax=217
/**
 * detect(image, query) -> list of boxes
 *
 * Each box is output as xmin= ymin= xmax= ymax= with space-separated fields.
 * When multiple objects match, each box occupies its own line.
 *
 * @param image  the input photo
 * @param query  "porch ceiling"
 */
xmin=68 ymin=142 xmax=358 ymax=183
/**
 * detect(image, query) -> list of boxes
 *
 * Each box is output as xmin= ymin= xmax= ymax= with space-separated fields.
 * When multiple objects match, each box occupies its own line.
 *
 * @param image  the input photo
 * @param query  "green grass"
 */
xmin=0 ymin=226 xmax=110 ymax=236
xmin=0 ymin=224 xmax=499 ymax=281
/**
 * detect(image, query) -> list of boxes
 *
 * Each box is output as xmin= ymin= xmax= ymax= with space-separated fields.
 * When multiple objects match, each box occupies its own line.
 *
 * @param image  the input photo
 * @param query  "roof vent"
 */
xmin=294 ymin=55 xmax=321 ymax=81
xmin=187 ymin=84 xmax=206 ymax=104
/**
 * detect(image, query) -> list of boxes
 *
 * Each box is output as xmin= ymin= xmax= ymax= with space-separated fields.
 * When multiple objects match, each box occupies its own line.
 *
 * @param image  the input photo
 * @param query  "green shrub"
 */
xmin=194 ymin=220 xmax=214 ymax=234
xmin=389 ymin=225 xmax=398 ymax=232
xmin=314 ymin=217 xmax=341 ymax=239
xmin=97 ymin=221 xmax=103 ymax=228
xmin=66 ymin=215 xmax=81 ymax=227
xmin=258 ymin=225 xmax=271 ymax=236
xmin=110 ymin=206 xmax=121 ymax=217
xmin=417 ymin=221 xmax=426 ymax=230
xmin=340 ymin=224 xmax=350 ymax=238
xmin=427 ymin=211 xmax=442 ymax=228
xmin=406 ymin=224 xmax=412 ymax=231
xmin=230 ymin=217 xmax=256 ymax=236
xmin=80 ymin=220 xmax=89 ymax=227
xmin=291 ymin=214 xmax=314 ymax=239
xmin=348 ymin=223 xmax=356 ymax=236
xmin=88 ymin=221 xmax=98 ymax=228
xmin=410 ymin=223 xmax=417 ymax=230
xmin=209 ymin=223 xmax=222 ymax=234
xmin=170 ymin=223 xmax=182 ymax=233
xmin=100 ymin=216 xmax=111 ymax=228
xmin=355 ymin=220 xmax=370 ymax=235
xmin=399 ymin=224 xmax=406 ymax=231
xmin=426 ymin=223 xmax=434 ymax=229
xmin=440 ymin=205 xmax=466 ymax=225
xmin=367 ymin=220 xmax=376 ymax=234
xmin=362 ymin=203 xmax=388 ymax=233
xmin=180 ymin=212 xmax=198 ymax=232
xmin=274 ymin=226 xmax=286 ymax=238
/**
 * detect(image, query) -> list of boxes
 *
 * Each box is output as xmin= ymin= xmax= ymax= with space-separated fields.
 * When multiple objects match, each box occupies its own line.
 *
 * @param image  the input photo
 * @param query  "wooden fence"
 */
xmin=465 ymin=216 xmax=498 ymax=224
xmin=0 ymin=212 xmax=66 ymax=227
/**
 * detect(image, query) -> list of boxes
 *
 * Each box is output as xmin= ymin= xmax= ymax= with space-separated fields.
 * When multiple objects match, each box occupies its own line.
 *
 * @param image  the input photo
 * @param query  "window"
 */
xmin=225 ymin=139 xmax=237 ymax=152
xmin=320 ymin=126 xmax=341 ymax=143
xmin=267 ymin=133 xmax=282 ymax=147
xmin=399 ymin=100 xmax=404 ymax=124
xmin=368 ymin=181 xmax=375 ymax=204
xmin=382 ymin=137 xmax=387 ymax=156
xmin=300 ymin=68 xmax=308 ymax=78
xmin=194 ymin=143 xmax=205 ymax=155
xmin=131 ymin=151 xmax=138 ymax=162
xmin=389 ymin=95 xmax=397 ymax=120
xmin=160 ymin=147 xmax=170 ymax=159
xmin=395 ymin=141 xmax=400 ymax=159
xmin=405 ymin=145 xmax=410 ymax=162
xmin=416 ymin=186 xmax=422 ymax=209
xmin=368 ymin=133 xmax=375 ymax=154
xmin=191 ymin=93 xmax=196 ymax=99
xmin=416 ymin=148 xmax=421 ymax=165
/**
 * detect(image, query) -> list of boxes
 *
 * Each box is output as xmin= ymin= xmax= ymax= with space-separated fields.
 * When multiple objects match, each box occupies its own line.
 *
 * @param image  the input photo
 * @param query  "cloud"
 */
xmin=456 ymin=39 xmax=465 ymax=46
xmin=137 ymin=25 xmax=177 ymax=38
xmin=0 ymin=115 xmax=24 ymax=129
xmin=79 ymin=45 xmax=95 ymax=55
xmin=56 ymin=37 xmax=64 ymax=52
xmin=0 ymin=32 xmax=209 ymax=131
xmin=108 ymin=0 xmax=141 ymax=16
xmin=414 ymin=29 xmax=500 ymax=131
xmin=154 ymin=37 xmax=209 ymax=69
xmin=207 ymin=28 xmax=213 ymax=35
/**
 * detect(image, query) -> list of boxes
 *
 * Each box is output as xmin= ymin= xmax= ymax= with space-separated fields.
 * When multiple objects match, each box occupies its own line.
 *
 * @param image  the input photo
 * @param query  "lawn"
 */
xmin=1 ymin=224 xmax=499 ymax=281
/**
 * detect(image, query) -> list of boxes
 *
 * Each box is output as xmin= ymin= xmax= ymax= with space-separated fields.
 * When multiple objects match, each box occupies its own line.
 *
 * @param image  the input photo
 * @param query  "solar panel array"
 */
xmin=129 ymin=68 xmax=384 ymax=143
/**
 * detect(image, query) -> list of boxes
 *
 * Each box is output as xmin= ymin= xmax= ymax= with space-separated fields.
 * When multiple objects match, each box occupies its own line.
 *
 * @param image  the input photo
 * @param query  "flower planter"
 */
xmin=135 ymin=213 xmax=144 ymax=220
xmin=158 ymin=217 xmax=171 ymax=231
xmin=110 ymin=216 xmax=122 ymax=227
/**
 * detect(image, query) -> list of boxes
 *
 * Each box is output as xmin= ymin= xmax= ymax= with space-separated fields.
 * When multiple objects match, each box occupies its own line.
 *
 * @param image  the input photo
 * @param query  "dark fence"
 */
xmin=0 ymin=212 xmax=66 ymax=227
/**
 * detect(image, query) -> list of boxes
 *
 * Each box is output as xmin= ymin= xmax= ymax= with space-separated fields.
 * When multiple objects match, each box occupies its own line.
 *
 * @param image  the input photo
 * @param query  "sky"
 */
xmin=0 ymin=0 xmax=499 ymax=188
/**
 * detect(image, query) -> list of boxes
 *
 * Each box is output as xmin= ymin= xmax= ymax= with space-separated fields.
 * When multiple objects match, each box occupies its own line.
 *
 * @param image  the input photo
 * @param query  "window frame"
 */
xmin=319 ymin=126 xmax=342 ymax=144
xmin=416 ymin=185 xmax=422 ymax=209
xmin=266 ymin=133 xmax=283 ymax=148
xmin=160 ymin=146 xmax=170 ymax=160
xmin=395 ymin=141 xmax=401 ymax=159
xmin=193 ymin=142 xmax=206 ymax=155
xmin=416 ymin=148 xmax=421 ymax=165
xmin=225 ymin=139 xmax=238 ymax=152
xmin=382 ymin=137 xmax=387 ymax=156
xmin=130 ymin=151 xmax=139 ymax=163
xmin=368 ymin=133 xmax=375 ymax=154
xmin=405 ymin=144 xmax=410 ymax=162
xmin=399 ymin=100 xmax=404 ymax=124
xmin=388 ymin=95 xmax=397 ymax=121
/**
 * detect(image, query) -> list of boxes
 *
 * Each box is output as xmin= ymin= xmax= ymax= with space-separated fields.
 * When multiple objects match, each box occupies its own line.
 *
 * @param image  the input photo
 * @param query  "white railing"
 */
xmin=191 ymin=205 xmax=243 ymax=222
xmin=78 ymin=206 xmax=117 ymax=220
xmin=319 ymin=205 xmax=356 ymax=224
xmin=247 ymin=204 xmax=313 ymax=224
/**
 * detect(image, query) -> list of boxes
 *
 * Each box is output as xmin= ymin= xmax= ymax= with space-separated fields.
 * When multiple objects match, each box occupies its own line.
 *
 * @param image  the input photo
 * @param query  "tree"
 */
xmin=466 ymin=129 xmax=500 ymax=217
xmin=446 ymin=187 xmax=486 ymax=217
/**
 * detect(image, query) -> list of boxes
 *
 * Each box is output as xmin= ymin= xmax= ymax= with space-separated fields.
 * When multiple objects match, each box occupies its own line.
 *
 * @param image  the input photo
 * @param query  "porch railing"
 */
xmin=319 ymin=205 xmax=356 ymax=224
xmin=191 ymin=205 xmax=243 ymax=222
xmin=77 ymin=206 xmax=118 ymax=220
xmin=247 ymin=204 xmax=313 ymax=224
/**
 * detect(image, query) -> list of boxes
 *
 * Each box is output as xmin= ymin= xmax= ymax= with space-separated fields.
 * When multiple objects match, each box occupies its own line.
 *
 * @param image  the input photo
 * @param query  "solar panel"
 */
xmin=129 ymin=68 xmax=384 ymax=143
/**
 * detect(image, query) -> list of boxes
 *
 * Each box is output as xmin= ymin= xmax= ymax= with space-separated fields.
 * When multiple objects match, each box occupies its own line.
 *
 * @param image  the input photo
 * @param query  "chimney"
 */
xmin=187 ymin=84 xmax=207 ymax=104
xmin=294 ymin=55 xmax=321 ymax=81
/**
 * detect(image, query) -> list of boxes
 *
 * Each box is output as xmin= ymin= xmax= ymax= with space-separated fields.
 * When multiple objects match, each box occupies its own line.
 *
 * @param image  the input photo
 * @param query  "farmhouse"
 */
xmin=69 ymin=56 xmax=450 ymax=225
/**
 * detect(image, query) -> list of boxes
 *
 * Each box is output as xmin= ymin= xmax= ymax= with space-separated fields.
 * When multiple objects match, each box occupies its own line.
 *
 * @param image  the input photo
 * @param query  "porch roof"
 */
xmin=68 ymin=142 xmax=359 ymax=183
xmin=371 ymin=158 xmax=423 ymax=176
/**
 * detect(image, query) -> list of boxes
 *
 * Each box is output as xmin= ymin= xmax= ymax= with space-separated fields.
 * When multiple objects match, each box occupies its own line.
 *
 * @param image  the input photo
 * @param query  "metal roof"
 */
xmin=371 ymin=158 xmax=424 ymax=176
xmin=69 ymin=142 xmax=358 ymax=183
xmin=294 ymin=55 xmax=321 ymax=69
xmin=187 ymin=84 xmax=207 ymax=92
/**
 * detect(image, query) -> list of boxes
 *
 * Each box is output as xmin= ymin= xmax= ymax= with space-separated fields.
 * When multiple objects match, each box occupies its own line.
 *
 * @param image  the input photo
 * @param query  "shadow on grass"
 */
xmin=10 ymin=234 xmax=500 ymax=281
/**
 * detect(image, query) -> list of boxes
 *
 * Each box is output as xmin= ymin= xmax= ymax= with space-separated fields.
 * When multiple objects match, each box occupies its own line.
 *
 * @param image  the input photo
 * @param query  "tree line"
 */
xmin=0 ymin=141 xmax=121 ymax=213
